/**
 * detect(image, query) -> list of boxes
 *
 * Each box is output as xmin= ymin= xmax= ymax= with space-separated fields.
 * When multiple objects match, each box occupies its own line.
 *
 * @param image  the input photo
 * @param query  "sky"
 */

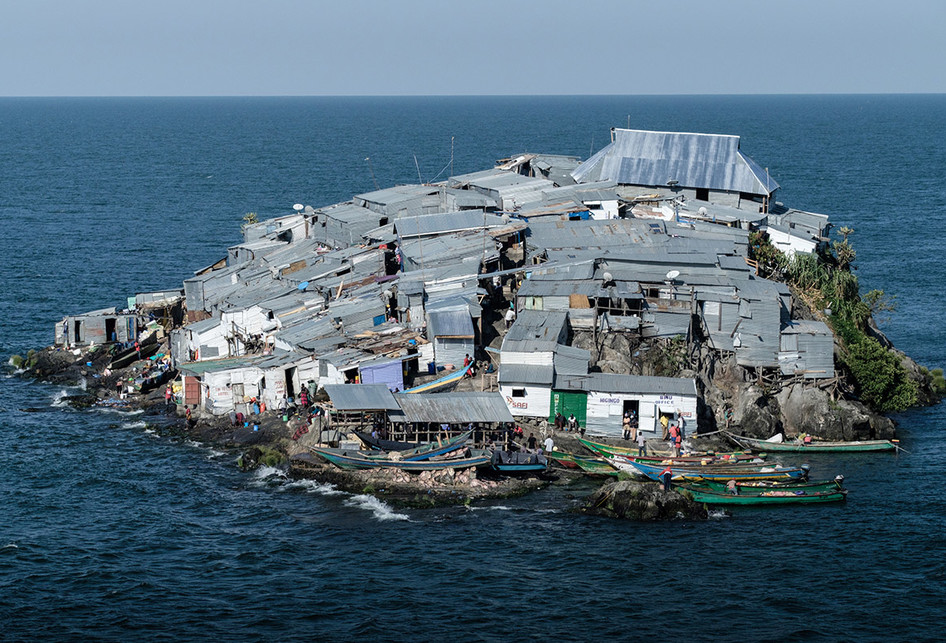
xmin=1 ymin=0 xmax=944 ymax=96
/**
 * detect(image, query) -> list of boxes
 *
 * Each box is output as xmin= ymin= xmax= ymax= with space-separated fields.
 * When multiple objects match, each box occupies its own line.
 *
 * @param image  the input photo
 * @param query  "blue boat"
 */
xmin=621 ymin=458 xmax=809 ymax=482
xmin=309 ymin=445 xmax=489 ymax=471
xmin=490 ymin=450 xmax=548 ymax=473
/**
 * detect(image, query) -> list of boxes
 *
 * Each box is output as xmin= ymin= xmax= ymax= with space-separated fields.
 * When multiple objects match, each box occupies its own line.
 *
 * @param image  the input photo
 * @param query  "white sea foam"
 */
xmin=708 ymin=509 xmax=730 ymax=520
xmin=2 ymin=543 xmax=18 ymax=550
xmin=283 ymin=478 xmax=346 ymax=496
xmin=344 ymin=494 xmax=410 ymax=521
xmin=50 ymin=388 xmax=74 ymax=407
xmin=469 ymin=505 xmax=512 ymax=512
xmin=121 ymin=420 xmax=147 ymax=430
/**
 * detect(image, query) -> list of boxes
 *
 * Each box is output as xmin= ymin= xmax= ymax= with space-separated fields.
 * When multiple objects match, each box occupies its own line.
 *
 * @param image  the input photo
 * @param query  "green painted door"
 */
xmin=549 ymin=390 xmax=587 ymax=425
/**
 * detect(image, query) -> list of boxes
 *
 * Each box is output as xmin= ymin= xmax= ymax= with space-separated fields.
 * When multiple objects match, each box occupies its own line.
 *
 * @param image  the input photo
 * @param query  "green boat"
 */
xmin=677 ymin=484 xmax=847 ymax=505
xmin=726 ymin=432 xmax=898 ymax=453
xmin=547 ymin=451 xmax=619 ymax=476
xmin=691 ymin=478 xmax=845 ymax=495
xmin=578 ymin=437 xmax=760 ymax=462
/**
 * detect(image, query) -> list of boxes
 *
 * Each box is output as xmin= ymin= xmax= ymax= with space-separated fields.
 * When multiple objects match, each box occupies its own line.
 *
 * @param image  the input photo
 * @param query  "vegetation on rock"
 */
xmin=750 ymin=229 xmax=922 ymax=413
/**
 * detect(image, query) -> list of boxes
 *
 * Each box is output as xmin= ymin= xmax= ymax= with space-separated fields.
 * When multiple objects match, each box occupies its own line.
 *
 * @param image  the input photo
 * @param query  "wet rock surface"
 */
xmin=580 ymin=480 xmax=708 ymax=521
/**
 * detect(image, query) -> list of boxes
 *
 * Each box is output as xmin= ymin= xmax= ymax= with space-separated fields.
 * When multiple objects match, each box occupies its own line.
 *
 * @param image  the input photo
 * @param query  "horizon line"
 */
xmin=1 ymin=92 xmax=945 ymax=99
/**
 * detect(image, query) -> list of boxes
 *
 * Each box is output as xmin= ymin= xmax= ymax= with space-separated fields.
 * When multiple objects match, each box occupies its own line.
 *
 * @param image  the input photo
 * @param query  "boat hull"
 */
xmin=678 ymin=485 xmax=847 ymax=505
xmin=727 ymin=433 xmax=896 ymax=452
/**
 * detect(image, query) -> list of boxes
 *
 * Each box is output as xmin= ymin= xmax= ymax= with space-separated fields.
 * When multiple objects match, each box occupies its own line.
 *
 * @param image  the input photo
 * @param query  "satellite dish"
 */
xmin=304 ymin=205 xmax=315 ymax=213
xmin=293 ymin=203 xmax=304 ymax=212
xmin=602 ymin=271 xmax=613 ymax=283
xmin=698 ymin=206 xmax=708 ymax=216
xmin=666 ymin=270 xmax=680 ymax=280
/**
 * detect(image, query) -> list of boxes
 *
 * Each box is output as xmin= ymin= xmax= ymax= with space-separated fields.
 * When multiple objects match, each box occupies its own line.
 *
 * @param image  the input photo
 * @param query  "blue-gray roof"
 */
xmin=395 ymin=392 xmax=514 ymax=423
xmin=427 ymin=309 xmax=474 ymax=338
xmin=572 ymin=129 xmax=779 ymax=196
xmin=323 ymin=383 xmax=400 ymax=410
xmin=554 ymin=372 xmax=697 ymax=397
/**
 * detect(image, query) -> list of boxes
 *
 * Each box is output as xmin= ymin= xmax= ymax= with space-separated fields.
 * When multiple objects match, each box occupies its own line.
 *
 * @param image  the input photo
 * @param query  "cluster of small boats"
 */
xmin=547 ymin=437 xmax=859 ymax=505
xmin=308 ymin=428 xmax=898 ymax=505
xmin=308 ymin=430 xmax=548 ymax=474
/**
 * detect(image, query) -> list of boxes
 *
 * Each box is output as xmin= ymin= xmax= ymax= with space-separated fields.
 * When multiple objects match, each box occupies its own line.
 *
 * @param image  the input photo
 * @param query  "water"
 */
xmin=1 ymin=96 xmax=945 ymax=641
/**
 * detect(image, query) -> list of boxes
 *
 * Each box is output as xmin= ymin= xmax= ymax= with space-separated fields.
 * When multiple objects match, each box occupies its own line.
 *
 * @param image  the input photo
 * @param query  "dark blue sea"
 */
xmin=2 ymin=96 xmax=945 ymax=641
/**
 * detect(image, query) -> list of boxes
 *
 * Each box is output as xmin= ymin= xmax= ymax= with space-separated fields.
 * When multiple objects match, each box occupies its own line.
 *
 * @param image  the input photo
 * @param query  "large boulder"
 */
xmin=580 ymin=480 xmax=707 ymax=521
xmin=776 ymin=383 xmax=895 ymax=440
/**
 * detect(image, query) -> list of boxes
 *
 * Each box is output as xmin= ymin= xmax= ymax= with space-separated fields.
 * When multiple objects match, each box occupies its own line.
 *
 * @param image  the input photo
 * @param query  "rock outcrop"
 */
xmin=580 ymin=480 xmax=708 ymax=521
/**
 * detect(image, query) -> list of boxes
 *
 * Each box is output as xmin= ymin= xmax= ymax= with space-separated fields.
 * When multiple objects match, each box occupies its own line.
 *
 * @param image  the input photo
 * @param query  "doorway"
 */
xmin=105 ymin=318 xmax=117 ymax=342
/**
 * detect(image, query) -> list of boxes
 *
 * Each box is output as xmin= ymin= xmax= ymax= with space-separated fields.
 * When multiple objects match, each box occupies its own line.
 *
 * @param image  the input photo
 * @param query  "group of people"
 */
xmin=553 ymin=412 xmax=582 ymax=434
xmin=660 ymin=412 xmax=687 ymax=457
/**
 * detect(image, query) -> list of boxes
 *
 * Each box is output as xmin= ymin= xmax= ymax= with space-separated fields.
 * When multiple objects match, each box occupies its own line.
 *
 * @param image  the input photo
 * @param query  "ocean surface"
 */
xmin=1 ymin=95 xmax=944 ymax=641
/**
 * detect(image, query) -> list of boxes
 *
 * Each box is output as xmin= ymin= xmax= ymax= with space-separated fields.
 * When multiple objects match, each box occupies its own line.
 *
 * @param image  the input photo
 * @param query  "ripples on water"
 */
xmin=1 ymin=96 xmax=945 ymax=640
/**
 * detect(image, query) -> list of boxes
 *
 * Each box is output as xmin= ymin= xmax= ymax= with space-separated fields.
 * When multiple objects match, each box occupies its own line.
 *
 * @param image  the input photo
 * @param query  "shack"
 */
xmin=553 ymin=372 xmax=698 ymax=437
xmin=55 ymin=308 xmax=138 ymax=347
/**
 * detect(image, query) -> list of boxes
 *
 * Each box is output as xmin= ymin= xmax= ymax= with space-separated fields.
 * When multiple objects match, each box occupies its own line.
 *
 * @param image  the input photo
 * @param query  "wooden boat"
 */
xmin=578 ymin=437 xmax=761 ymax=462
xmin=615 ymin=454 xmax=769 ymax=468
xmin=676 ymin=484 xmax=847 ymax=505
xmin=691 ymin=478 xmax=845 ymax=495
xmin=109 ymin=334 xmax=159 ymax=369
xmin=354 ymin=431 xmax=421 ymax=452
xmin=547 ymin=451 xmax=618 ymax=476
xmin=622 ymin=458 xmax=810 ymax=482
xmin=135 ymin=367 xmax=175 ymax=393
xmin=726 ymin=432 xmax=898 ymax=453
xmin=309 ymin=445 xmax=489 ymax=471
xmin=383 ymin=430 xmax=472 ymax=461
xmin=490 ymin=450 xmax=548 ymax=473
xmin=402 ymin=363 xmax=473 ymax=394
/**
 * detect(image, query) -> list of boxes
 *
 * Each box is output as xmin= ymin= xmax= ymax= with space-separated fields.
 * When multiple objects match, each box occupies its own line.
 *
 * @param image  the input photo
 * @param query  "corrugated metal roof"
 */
xmin=572 ymin=129 xmax=779 ymax=196
xmin=395 ymin=392 xmax=514 ymax=423
xmin=427 ymin=309 xmax=474 ymax=338
xmin=394 ymin=210 xmax=509 ymax=238
xmin=555 ymin=372 xmax=697 ymax=397
xmin=504 ymin=310 xmax=568 ymax=344
xmin=323 ymin=383 xmax=400 ymax=410
xmin=499 ymin=363 xmax=554 ymax=385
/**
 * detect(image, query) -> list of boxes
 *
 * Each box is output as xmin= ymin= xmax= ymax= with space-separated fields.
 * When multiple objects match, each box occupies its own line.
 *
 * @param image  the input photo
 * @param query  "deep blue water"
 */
xmin=1 ymin=96 xmax=945 ymax=641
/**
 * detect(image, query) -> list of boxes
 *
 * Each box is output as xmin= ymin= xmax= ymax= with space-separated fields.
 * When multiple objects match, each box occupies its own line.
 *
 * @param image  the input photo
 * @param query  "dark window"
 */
xmin=511 ymin=388 xmax=526 ymax=398
xmin=695 ymin=188 xmax=709 ymax=201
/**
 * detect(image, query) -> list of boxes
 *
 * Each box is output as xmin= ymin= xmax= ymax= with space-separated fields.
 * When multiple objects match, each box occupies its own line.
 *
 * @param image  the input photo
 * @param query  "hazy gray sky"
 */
xmin=2 ymin=0 xmax=943 ymax=96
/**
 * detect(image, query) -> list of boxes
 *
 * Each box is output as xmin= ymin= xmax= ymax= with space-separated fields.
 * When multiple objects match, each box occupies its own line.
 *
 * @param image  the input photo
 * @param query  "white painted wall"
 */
xmin=499 ymin=383 xmax=551 ymax=418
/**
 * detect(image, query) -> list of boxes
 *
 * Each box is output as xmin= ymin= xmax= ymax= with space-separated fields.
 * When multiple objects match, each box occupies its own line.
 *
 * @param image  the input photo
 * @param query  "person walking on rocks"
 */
xmin=504 ymin=305 xmax=515 ymax=330
xmin=164 ymin=385 xmax=174 ymax=409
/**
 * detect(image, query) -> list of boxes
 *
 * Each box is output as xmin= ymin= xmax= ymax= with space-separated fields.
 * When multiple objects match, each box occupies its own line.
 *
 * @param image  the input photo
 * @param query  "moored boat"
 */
xmin=578 ymin=437 xmax=760 ymax=462
xmin=309 ymin=445 xmax=489 ymax=471
xmin=676 ymin=484 xmax=847 ymax=505
xmin=546 ymin=451 xmax=619 ymax=476
xmin=354 ymin=431 xmax=422 ymax=452
xmin=490 ymin=450 xmax=548 ymax=473
xmin=622 ymin=458 xmax=810 ymax=482
xmin=726 ymin=432 xmax=897 ymax=453
xmin=690 ymin=477 xmax=845 ymax=495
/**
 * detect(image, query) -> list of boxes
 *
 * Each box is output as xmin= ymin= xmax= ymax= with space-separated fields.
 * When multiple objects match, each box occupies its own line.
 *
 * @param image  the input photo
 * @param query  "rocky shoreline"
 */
xmin=13 ymin=292 xmax=939 ymax=520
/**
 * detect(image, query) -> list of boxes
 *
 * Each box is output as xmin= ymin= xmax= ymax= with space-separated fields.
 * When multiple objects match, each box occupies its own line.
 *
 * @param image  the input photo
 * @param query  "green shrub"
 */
xmin=843 ymin=337 xmax=918 ymax=412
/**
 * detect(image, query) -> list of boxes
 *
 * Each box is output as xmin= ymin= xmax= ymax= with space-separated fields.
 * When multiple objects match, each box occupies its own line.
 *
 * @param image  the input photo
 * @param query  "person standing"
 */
xmin=636 ymin=429 xmax=647 ymax=456
xmin=504 ymin=306 xmax=515 ymax=329
xmin=527 ymin=432 xmax=537 ymax=451
xmin=622 ymin=412 xmax=632 ymax=440
xmin=660 ymin=414 xmax=670 ymax=440
xmin=544 ymin=435 xmax=554 ymax=453
xmin=660 ymin=465 xmax=673 ymax=492
xmin=164 ymin=385 xmax=174 ymax=409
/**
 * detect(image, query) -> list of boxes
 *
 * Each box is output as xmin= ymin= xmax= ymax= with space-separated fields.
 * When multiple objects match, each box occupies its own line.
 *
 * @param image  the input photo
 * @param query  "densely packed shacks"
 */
xmin=59 ymin=127 xmax=838 ymax=437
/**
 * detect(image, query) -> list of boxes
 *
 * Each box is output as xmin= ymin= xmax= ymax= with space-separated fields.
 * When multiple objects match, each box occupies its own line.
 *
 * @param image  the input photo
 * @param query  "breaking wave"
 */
xmin=343 ymin=494 xmax=409 ymax=522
